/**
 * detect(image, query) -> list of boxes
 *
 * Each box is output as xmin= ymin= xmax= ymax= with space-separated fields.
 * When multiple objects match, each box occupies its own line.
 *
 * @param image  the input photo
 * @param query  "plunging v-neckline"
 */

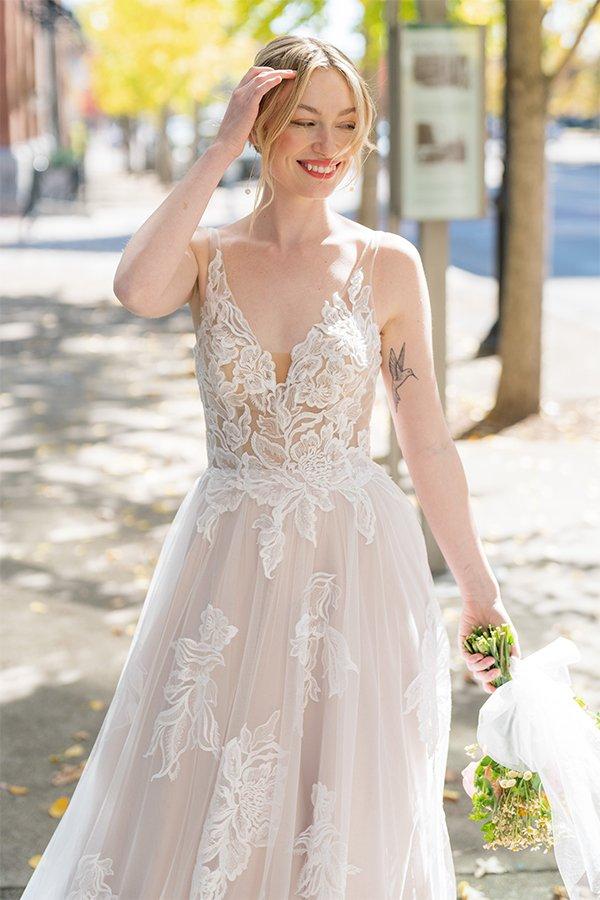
xmin=208 ymin=227 xmax=375 ymax=390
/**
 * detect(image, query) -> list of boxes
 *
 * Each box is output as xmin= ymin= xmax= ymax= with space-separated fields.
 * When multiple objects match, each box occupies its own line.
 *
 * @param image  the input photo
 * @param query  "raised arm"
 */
xmin=377 ymin=233 xmax=521 ymax=687
xmin=112 ymin=66 xmax=297 ymax=319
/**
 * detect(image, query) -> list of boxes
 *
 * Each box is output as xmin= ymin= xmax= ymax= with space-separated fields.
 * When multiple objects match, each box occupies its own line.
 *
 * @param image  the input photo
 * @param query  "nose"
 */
xmin=311 ymin=124 xmax=343 ymax=157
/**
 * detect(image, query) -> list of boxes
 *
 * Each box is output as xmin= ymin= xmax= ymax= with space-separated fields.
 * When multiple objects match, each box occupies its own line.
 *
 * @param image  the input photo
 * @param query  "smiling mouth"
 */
xmin=297 ymin=160 xmax=342 ymax=179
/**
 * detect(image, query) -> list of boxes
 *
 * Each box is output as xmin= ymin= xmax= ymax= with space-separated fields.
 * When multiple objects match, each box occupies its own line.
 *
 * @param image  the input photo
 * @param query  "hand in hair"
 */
xmin=215 ymin=66 xmax=296 ymax=161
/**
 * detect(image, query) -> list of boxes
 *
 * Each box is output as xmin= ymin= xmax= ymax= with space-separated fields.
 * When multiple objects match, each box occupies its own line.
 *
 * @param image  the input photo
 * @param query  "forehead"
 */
xmin=283 ymin=67 xmax=355 ymax=113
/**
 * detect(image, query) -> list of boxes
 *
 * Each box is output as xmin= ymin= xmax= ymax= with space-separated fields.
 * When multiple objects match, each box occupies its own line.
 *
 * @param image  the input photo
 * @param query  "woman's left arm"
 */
xmin=376 ymin=233 xmax=521 ymax=687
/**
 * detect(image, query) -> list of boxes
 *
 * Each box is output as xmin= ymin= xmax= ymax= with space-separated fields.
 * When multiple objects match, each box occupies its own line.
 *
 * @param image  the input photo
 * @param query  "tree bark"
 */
xmin=358 ymin=17 xmax=380 ymax=229
xmin=491 ymin=0 xmax=546 ymax=424
xmin=155 ymin=103 xmax=173 ymax=185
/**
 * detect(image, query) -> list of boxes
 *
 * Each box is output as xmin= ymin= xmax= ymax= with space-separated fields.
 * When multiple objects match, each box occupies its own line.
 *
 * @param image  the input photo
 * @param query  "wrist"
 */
xmin=460 ymin=580 xmax=500 ymax=606
xmin=204 ymin=139 xmax=240 ymax=169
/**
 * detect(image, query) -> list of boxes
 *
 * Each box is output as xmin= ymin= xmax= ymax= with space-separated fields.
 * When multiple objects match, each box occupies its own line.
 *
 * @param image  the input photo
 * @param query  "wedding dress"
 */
xmin=20 ymin=226 xmax=456 ymax=899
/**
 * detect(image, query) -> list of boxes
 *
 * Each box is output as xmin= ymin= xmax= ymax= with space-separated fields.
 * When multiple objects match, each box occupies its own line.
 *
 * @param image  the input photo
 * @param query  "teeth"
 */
xmin=300 ymin=161 xmax=337 ymax=174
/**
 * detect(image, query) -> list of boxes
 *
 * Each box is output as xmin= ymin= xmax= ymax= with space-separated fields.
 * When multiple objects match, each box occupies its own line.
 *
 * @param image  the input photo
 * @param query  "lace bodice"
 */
xmin=193 ymin=226 xmax=383 ymax=578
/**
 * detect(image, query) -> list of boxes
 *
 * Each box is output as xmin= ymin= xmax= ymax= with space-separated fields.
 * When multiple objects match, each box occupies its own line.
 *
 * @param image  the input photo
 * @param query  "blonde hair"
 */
xmin=246 ymin=35 xmax=377 ymax=235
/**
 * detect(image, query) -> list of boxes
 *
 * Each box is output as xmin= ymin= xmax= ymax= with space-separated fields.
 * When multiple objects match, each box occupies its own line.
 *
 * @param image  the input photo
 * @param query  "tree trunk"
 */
xmin=358 ymin=20 xmax=380 ymax=229
xmin=155 ymin=103 xmax=173 ymax=185
xmin=119 ymin=115 xmax=134 ymax=174
xmin=491 ymin=0 xmax=547 ymax=424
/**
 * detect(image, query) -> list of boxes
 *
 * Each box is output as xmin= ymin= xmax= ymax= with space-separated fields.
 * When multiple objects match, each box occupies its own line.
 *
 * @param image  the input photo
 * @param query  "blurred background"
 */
xmin=1 ymin=1 xmax=599 ymax=898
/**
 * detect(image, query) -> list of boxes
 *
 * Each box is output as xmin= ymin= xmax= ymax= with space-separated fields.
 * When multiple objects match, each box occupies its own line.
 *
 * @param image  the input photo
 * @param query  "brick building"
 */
xmin=0 ymin=0 xmax=85 ymax=214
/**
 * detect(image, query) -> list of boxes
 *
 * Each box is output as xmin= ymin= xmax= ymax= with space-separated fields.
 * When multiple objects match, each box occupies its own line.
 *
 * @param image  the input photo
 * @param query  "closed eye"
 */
xmin=291 ymin=121 xmax=356 ymax=130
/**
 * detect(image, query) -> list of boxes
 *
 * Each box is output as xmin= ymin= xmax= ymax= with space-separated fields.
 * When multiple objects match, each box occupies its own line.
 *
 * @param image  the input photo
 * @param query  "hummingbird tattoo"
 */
xmin=388 ymin=343 xmax=418 ymax=409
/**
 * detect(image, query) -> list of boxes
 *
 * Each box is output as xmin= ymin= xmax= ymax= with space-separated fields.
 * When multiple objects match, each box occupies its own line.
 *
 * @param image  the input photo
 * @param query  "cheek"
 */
xmin=275 ymin=129 xmax=306 ymax=159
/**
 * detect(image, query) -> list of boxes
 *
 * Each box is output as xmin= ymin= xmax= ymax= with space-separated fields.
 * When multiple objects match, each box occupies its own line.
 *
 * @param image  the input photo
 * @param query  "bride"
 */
xmin=22 ymin=34 xmax=520 ymax=899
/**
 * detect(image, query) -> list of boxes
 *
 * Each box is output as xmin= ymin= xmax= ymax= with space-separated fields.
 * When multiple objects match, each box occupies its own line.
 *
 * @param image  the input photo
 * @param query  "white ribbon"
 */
xmin=473 ymin=636 xmax=600 ymax=899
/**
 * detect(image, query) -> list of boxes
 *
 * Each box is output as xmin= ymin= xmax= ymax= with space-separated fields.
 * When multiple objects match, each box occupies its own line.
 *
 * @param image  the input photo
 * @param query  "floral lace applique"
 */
xmin=66 ymin=852 xmax=117 ymax=900
xmin=401 ymin=599 xmax=452 ymax=756
xmin=193 ymin=242 xmax=382 ymax=580
xmin=290 ymin=572 xmax=358 ymax=737
xmin=189 ymin=708 xmax=289 ymax=900
xmin=293 ymin=781 xmax=361 ymax=898
xmin=143 ymin=604 xmax=238 ymax=781
xmin=110 ymin=657 xmax=148 ymax=731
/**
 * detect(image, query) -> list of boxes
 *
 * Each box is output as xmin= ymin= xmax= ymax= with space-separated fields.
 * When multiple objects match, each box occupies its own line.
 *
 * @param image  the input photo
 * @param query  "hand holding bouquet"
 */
xmin=458 ymin=592 xmax=522 ymax=694
xmin=459 ymin=625 xmax=600 ymax=898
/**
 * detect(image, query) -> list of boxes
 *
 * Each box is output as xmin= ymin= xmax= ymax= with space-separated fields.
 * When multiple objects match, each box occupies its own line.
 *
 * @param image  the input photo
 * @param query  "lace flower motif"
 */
xmin=293 ymin=781 xmax=361 ymax=899
xmin=190 ymin=709 xmax=289 ymax=899
xmin=66 ymin=853 xmax=117 ymax=900
xmin=290 ymin=572 xmax=358 ymax=736
xmin=401 ymin=599 xmax=452 ymax=756
xmin=143 ymin=604 xmax=238 ymax=781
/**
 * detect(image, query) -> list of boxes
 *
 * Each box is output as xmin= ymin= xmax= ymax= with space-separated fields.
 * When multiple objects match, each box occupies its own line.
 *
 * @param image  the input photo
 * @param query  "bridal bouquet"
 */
xmin=460 ymin=626 xmax=600 ymax=898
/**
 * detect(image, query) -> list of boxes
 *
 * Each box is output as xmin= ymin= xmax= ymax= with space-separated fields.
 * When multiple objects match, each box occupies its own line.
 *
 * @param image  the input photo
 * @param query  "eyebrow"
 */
xmin=296 ymin=104 xmax=357 ymax=116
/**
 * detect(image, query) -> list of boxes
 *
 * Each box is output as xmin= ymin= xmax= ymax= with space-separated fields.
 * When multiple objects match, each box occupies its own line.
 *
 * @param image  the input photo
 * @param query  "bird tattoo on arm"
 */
xmin=388 ymin=343 xmax=418 ymax=410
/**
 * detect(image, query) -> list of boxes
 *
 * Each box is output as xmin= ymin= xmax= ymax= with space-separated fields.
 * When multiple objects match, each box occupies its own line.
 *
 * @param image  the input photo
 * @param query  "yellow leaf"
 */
xmin=48 ymin=796 xmax=69 ymax=818
xmin=8 ymin=784 xmax=29 ymax=795
xmin=89 ymin=699 xmax=106 ymax=711
xmin=28 ymin=854 xmax=42 ymax=869
xmin=63 ymin=744 xmax=85 ymax=758
xmin=29 ymin=601 xmax=48 ymax=614
xmin=443 ymin=788 xmax=460 ymax=802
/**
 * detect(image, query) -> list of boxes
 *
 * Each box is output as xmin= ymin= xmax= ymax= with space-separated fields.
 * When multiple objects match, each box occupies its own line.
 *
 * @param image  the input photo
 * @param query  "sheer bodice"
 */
xmin=193 ymin=227 xmax=385 ymax=579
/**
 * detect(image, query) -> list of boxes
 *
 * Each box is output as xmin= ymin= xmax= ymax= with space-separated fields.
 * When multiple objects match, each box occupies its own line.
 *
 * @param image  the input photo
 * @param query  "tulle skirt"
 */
xmin=21 ymin=462 xmax=455 ymax=899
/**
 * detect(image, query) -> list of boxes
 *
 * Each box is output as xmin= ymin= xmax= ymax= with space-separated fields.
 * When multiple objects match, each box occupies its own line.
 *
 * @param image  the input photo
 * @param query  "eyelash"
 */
xmin=291 ymin=121 xmax=356 ymax=130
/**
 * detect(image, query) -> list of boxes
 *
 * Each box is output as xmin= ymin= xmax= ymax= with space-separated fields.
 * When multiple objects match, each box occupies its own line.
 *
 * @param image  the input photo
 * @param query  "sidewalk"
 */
xmin=1 ymin=133 xmax=598 ymax=899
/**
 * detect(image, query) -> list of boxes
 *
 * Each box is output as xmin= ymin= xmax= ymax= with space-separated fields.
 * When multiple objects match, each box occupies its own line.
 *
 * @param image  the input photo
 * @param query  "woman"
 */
xmin=23 ymin=35 xmax=520 ymax=899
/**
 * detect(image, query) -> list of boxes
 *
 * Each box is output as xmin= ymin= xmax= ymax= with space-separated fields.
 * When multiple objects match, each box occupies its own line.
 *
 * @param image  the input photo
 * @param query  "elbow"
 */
xmin=113 ymin=277 xmax=151 ymax=317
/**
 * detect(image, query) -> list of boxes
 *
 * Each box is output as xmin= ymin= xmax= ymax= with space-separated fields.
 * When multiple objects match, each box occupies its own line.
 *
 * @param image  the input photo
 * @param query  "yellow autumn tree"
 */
xmin=77 ymin=0 xmax=259 ymax=179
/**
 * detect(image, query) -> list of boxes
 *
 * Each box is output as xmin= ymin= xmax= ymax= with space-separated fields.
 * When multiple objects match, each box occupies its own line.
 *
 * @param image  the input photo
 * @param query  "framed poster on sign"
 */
xmin=398 ymin=23 xmax=486 ymax=221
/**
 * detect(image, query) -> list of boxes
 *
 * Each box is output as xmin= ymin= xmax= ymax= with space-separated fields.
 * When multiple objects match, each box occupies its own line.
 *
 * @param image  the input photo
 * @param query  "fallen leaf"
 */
xmin=88 ymin=699 xmax=106 ymax=711
xmin=7 ymin=784 xmax=29 ymax=796
xmin=29 ymin=601 xmax=48 ymax=614
xmin=473 ymin=856 xmax=509 ymax=878
xmin=0 ymin=782 xmax=30 ymax=796
xmin=51 ymin=761 xmax=86 ymax=786
xmin=28 ymin=855 xmax=42 ymax=869
xmin=48 ymin=796 xmax=69 ymax=818
xmin=457 ymin=880 xmax=490 ymax=899
xmin=443 ymin=788 xmax=460 ymax=801
xmin=72 ymin=730 xmax=90 ymax=741
xmin=63 ymin=744 xmax=85 ymax=759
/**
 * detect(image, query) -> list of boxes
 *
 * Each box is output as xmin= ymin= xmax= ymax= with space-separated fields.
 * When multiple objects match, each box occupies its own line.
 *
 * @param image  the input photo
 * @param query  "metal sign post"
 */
xmin=387 ymin=18 xmax=486 ymax=574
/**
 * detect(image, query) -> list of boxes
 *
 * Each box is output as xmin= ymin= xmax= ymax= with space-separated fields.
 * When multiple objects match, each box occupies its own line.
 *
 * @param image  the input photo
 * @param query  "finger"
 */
xmin=480 ymin=667 xmax=501 ymax=684
xmin=250 ymin=71 xmax=297 ymax=95
xmin=460 ymin=651 xmax=483 ymax=664
xmin=469 ymin=656 xmax=496 ymax=673
xmin=239 ymin=68 xmax=296 ymax=90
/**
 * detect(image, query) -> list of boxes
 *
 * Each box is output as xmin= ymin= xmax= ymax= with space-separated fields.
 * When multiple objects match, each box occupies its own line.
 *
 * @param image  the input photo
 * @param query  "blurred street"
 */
xmin=1 ymin=127 xmax=599 ymax=899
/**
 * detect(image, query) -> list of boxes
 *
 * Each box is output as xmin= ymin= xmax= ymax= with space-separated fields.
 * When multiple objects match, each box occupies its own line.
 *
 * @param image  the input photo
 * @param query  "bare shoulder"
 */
xmin=373 ymin=230 xmax=425 ymax=331
xmin=376 ymin=229 xmax=421 ymax=267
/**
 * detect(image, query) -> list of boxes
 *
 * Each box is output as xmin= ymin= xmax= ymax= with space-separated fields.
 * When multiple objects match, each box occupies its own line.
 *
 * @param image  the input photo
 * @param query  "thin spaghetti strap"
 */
xmin=208 ymin=226 xmax=221 ymax=260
